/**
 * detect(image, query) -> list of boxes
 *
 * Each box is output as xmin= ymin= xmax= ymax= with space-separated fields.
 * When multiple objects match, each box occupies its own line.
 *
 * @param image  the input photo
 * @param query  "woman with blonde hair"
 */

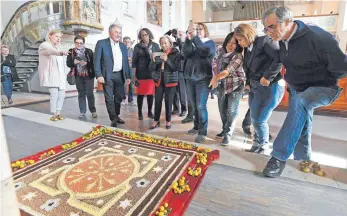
xmin=149 ymin=35 xmax=180 ymax=130
xmin=234 ymin=24 xmax=284 ymax=153
xmin=38 ymin=29 xmax=69 ymax=121
xmin=1 ymin=45 xmax=16 ymax=104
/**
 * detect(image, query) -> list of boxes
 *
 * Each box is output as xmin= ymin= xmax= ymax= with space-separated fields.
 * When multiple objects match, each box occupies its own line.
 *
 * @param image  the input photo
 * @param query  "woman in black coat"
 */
xmin=67 ymin=36 xmax=97 ymax=119
xmin=132 ymin=28 xmax=160 ymax=120
xmin=149 ymin=35 xmax=180 ymax=130
xmin=1 ymin=45 xmax=16 ymax=104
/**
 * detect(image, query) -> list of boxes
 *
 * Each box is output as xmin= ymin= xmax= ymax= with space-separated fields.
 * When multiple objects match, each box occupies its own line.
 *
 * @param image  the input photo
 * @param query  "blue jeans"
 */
xmin=249 ymin=80 xmax=285 ymax=147
xmin=186 ymin=79 xmax=211 ymax=136
xmin=218 ymin=88 xmax=243 ymax=137
xmin=2 ymin=74 xmax=13 ymax=100
xmin=272 ymin=86 xmax=342 ymax=161
xmin=123 ymin=68 xmax=134 ymax=102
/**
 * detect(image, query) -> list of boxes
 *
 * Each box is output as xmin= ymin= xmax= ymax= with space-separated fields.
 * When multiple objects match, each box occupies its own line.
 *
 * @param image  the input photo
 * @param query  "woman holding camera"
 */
xmin=149 ymin=35 xmax=180 ymax=130
xmin=67 ymin=35 xmax=97 ymax=119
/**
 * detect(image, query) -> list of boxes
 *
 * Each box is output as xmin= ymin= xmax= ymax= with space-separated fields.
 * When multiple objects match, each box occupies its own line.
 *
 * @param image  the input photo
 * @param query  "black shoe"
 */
xmin=269 ymin=133 xmax=273 ymax=140
xmin=221 ymin=135 xmax=231 ymax=146
xmin=172 ymin=110 xmax=179 ymax=115
xmin=179 ymin=110 xmax=187 ymax=117
xmin=117 ymin=117 xmax=125 ymax=124
xmin=242 ymin=126 xmax=252 ymax=135
xmin=148 ymin=112 xmax=154 ymax=119
xmin=215 ymin=132 xmax=225 ymax=139
xmin=149 ymin=121 xmax=160 ymax=130
xmin=166 ymin=122 xmax=172 ymax=129
xmin=245 ymin=146 xmax=265 ymax=154
xmin=111 ymin=119 xmax=118 ymax=127
xmin=181 ymin=116 xmax=194 ymax=124
xmin=138 ymin=113 xmax=143 ymax=120
xmin=263 ymin=157 xmax=286 ymax=178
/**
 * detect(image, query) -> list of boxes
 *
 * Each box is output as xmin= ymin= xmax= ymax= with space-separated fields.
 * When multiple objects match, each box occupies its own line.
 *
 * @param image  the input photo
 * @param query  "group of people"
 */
xmin=2 ymin=6 xmax=346 ymax=178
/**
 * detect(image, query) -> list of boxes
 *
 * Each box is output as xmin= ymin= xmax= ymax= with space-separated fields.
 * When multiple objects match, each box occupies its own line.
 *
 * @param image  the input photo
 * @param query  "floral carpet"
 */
xmin=12 ymin=126 xmax=219 ymax=216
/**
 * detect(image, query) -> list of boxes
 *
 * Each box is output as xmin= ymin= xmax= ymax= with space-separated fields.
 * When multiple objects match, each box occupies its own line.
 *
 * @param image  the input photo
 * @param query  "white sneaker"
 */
xmin=78 ymin=113 xmax=86 ymax=119
xmin=121 ymin=100 xmax=126 ymax=106
xmin=129 ymin=101 xmax=137 ymax=106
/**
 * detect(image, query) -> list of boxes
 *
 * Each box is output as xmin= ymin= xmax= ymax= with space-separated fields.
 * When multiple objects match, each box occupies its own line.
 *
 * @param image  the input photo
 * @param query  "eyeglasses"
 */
xmin=75 ymin=42 xmax=84 ymax=45
xmin=141 ymin=34 xmax=149 ymax=37
xmin=263 ymin=23 xmax=280 ymax=33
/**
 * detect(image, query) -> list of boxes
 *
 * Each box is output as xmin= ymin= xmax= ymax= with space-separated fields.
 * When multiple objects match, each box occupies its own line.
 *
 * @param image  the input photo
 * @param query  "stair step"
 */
xmin=23 ymin=50 xmax=39 ymax=56
xmin=18 ymin=56 xmax=39 ymax=62
xmin=13 ymin=81 xmax=26 ymax=84
xmin=16 ymin=62 xmax=38 ymax=68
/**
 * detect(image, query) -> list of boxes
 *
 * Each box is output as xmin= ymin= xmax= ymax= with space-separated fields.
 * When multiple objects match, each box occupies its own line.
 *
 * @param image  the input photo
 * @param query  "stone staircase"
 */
xmin=12 ymin=42 xmax=41 ymax=91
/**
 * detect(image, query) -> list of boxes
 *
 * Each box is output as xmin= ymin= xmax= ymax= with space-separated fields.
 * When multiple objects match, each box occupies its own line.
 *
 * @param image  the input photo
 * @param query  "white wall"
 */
xmin=336 ymin=0 xmax=347 ymax=52
xmin=212 ymin=10 xmax=234 ymax=22
xmin=0 ymin=0 xmax=27 ymax=36
xmin=205 ymin=5 xmax=213 ymax=22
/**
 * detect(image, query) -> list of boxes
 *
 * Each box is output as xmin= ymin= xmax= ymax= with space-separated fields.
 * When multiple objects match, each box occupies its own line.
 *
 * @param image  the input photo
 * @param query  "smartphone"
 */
xmin=152 ymin=52 xmax=162 ymax=57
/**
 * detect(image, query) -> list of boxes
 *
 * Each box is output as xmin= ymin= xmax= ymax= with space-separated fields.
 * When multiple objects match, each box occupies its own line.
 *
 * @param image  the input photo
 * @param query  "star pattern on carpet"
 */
xmin=70 ymin=212 xmax=80 ymax=216
xmin=119 ymin=198 xmax=132 ymax=209
xmin=153 ymin=166 xmax=163 ymax=173
xmin=22 ymin=192 xmax=37 ymax=201
xmin=113 ymin=145 xmax=122 ymax=149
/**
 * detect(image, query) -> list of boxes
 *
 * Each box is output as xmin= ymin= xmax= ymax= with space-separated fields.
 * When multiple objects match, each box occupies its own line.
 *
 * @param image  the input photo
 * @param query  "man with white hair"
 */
xmin=261 ymin=6 xmax=347 ymax=177
xmin=94 ymin=23 xmax=131 ymax=127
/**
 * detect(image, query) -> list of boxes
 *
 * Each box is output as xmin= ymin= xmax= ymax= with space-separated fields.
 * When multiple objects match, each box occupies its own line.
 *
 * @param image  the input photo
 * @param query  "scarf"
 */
xmin=74 ymin=46 xmax=88 ymax=76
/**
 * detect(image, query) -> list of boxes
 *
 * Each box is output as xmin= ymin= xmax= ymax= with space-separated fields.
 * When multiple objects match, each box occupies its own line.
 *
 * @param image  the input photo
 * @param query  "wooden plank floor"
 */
xmin=185 ymin=164 xmax=347 ymax=216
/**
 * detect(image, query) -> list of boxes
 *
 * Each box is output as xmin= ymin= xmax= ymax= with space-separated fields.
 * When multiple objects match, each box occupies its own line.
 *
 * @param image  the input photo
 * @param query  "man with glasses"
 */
xmin=261 ymin=6 xmax=347 ymax=178
xmin=94 ymin=23 xmax=131 ymax=127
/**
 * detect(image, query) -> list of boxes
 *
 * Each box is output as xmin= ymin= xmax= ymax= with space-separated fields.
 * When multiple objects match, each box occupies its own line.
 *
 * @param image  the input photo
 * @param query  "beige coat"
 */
xmin=38 ymin=41 xmax=66 ymax=89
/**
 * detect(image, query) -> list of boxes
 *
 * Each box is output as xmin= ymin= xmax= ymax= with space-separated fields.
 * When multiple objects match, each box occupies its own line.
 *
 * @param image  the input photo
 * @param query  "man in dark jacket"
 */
xmin=94 ymin=23 xmax=131 ymax=127
xmin=262 ymin=6 xmax=347 ymax=178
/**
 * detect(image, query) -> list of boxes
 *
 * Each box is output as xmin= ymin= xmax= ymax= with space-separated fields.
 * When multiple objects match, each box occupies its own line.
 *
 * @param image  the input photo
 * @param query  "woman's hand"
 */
xmin=209 ymin=75 xmax=219 ymax=89
xmin=61 ymin=51 xmax=69 ymax=56
xmin=160 ymin=53 xmax=168 ymax=62
xmin=80 ymin=61 xmax=87 ymax=66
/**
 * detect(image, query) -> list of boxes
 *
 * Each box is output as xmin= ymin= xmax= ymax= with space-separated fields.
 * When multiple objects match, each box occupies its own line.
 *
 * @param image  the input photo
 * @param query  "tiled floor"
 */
xmin=2 ymin=92 xmax=347 ymax=215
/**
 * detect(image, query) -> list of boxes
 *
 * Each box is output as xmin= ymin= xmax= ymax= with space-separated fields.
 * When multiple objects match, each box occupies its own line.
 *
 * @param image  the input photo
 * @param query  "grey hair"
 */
xmin=262 ymin=6 xmax=293 ymax=25
xmin=159 ymin=35 xmax=173 ymax=47
xmin=109 ymin=23 xmax=121 ymax=32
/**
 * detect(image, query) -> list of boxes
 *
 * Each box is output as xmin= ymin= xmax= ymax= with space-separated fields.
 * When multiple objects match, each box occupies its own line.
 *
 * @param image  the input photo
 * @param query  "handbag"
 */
xmin=67 ymin=50 xmax=76 ymax=85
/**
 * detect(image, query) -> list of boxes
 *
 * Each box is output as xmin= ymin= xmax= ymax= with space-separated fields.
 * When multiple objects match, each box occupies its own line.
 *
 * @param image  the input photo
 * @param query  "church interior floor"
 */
xmin=2 ymin=92 xmax=347 ymax=215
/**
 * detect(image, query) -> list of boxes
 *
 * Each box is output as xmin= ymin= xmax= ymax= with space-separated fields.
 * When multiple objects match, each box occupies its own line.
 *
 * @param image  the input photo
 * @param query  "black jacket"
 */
xmin=132 ymin=41 xmax=160 ymax=80
xmin=182 ymin=36 xmax=216 ymax=81
xmin=280 ymin=20 xmax=347 ymax=91
xmin=244 ymin=36 xmax=282 ymax=86
xmin=1 ymin=54 xmax=16 ymax=82
xmin=150 ymin=48 xmax=180 ymax=87
xmin=67 ymin=48 xmax=95 ymax=78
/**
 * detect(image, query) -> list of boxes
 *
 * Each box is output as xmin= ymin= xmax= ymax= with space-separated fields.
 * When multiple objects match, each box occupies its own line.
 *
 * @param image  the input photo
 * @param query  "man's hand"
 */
xmin=97 ymin=77 xmax=105 ymax=84
xmin=126 ymin=79 xmax=131 ymax=85
xmin=209 ymin=76 xmax=219 ymax=89
xmin=260 ymin=77 xmax=270 ymax=86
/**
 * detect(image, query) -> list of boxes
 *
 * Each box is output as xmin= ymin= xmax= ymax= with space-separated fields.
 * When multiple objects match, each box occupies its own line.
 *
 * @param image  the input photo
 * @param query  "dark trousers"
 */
xmin=185 ymin=79 xmax=195 ymax=118
xmin=137 ymin=95 xmax=154 ymax=115
xmin=154 ymin=80 xmax=176 ymax=122
xmin=173 ymin=72 xmax=187 ymax=112
xmin=76 ymin=76 xmax=96 ymax=114
xmin=103 ymin=72 xmax=124 ymax=121
xmin=123 ymin=68 xmax=134 ymax=102
xmin=186 ymin=78 xmax=211 ymax=136
xmin=242 ymin=108 xmax=251 ymax=128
